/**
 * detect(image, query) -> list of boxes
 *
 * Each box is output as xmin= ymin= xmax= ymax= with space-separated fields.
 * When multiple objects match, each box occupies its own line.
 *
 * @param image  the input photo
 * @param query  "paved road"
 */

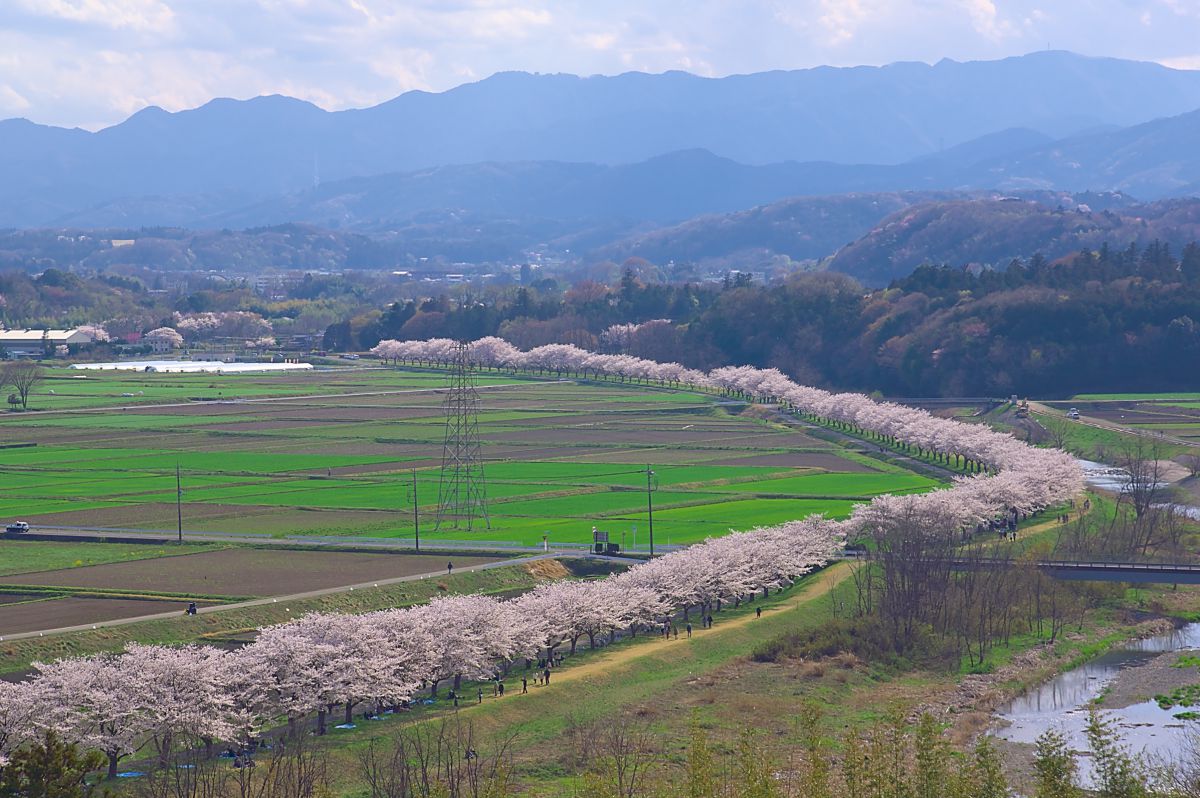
xmin=15 ymin=525 xmax=589 ymax=552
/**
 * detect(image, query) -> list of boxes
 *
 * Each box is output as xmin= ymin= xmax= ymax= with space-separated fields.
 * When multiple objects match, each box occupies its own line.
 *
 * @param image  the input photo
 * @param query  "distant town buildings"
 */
xmin=0 ymin=328 xmax=95 ymax=358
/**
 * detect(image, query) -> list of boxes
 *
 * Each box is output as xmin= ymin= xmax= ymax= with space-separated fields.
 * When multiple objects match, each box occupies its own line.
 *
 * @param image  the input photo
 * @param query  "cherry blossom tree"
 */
xmin=32 ymin=654 xmax=150 ymax=778
xmin=144 ymin=327 xmax=184 ymax=350
xmin=76 ymin=323 xmax=110 ymax=344
xmin=0 ymin=681 xmax=37 ymax=772
xmin=122 ymin=644 xmax=236 ymax=765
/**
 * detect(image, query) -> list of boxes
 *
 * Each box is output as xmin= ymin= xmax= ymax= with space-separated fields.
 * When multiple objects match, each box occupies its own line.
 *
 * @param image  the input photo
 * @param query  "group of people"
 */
xmin=446 ymin=665 xmax=555 ymax=707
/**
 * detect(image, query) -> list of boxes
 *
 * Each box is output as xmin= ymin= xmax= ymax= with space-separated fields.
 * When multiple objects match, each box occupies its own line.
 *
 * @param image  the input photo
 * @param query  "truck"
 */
xmin=5 ymin=521 xmax=30 ymax=536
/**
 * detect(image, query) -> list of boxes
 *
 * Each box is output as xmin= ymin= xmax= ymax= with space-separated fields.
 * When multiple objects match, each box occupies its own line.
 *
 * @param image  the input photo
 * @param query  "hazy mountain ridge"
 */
xmin=5 ymin=51 xmax=1200 ymax=228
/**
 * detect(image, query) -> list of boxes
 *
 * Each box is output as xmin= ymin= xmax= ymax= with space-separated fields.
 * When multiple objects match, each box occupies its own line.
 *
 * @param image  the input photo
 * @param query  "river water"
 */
xmin=995 ymin=623 xmax=1200 ymax=782
xmin=1076 ymin=458 xmax=1200 ymax=520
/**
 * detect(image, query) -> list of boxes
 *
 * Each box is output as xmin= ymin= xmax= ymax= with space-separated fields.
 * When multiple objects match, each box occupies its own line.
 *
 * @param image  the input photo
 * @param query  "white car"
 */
xmin=1067 ymin=408 xmax=1080 ymax=419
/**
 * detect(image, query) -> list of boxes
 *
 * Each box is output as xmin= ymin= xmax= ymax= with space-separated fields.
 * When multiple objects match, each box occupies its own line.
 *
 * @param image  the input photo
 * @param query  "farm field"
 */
xmin=1049 ymin=395 xmax=1200 ymax=446
xmin=0 ymin=595 xmax=210 ymax=637
xmin=0 ymin=547 xmax=507 ymax=637
xmin=0 ymin=365 xmax=941 ymax=548
xmin=0 ymin=549 xmax=505 ymax=598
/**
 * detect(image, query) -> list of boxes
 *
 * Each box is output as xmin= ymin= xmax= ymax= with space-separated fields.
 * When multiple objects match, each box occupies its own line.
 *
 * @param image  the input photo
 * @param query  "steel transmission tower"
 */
xmin=435 ymin=342 xmax=490 ymax=530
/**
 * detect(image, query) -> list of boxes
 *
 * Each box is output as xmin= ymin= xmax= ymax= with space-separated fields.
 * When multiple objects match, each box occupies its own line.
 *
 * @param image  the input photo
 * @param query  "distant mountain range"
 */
xmin=4 ymin=51 xmax=1200 ymax=231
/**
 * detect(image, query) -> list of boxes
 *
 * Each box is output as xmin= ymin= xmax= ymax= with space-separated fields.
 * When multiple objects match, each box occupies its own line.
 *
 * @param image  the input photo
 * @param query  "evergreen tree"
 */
xmin=966 ymin=736 xmax=1009 ymax=798
xmin=1084 ymin=708 xmax=1146 ymax=798
xmin=1032 ymin=729 xmax=1080 ymax=798
xmin=913 ymin=714 xmax=952 ymax=798
xmin=0 ymin=731 xmax=104 ymax=798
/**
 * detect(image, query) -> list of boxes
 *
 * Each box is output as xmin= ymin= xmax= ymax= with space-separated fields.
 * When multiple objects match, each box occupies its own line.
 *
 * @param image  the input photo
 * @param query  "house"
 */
xmin=0 ymin=329 xmax=95 ymax=358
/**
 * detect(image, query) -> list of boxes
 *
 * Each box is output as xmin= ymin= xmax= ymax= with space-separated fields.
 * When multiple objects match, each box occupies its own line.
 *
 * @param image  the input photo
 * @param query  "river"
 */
xmin=1076 ymin=458 xmax=1200 ymax=520
xmin=995 ymin=622 xmax=1200 ymax=783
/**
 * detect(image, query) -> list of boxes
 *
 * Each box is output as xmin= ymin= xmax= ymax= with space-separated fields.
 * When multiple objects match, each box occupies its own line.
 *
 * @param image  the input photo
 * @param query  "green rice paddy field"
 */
xmin=0 ymin=366 xmax=940 ymax=547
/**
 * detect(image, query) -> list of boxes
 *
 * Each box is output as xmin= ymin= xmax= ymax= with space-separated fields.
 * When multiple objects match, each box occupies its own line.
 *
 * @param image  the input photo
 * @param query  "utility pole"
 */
xmin=646 ymin=465 xmax=655 ymax=557
xmin=412 ymin=469 xmax=420 ymax=552
xmin=175 ymin=463 xmax=183 ymax=544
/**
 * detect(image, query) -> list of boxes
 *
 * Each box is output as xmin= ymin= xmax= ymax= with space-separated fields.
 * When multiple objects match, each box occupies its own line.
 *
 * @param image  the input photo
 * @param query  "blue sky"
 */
xmin=3 ymin=0 xmax=1199 ymax=129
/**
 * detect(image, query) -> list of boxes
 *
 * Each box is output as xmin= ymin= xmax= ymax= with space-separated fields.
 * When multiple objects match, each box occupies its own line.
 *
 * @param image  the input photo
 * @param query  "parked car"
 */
xmin=1067 ymin=408 xmax=1080 ymax=419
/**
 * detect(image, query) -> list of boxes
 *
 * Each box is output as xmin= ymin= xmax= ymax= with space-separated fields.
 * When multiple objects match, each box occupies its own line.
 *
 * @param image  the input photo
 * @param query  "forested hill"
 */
xmin=826 ymin=197 xmax=1200 ymax=286
xmin=596 ymin=190 xmax=1140 ymax=274
xmin=4 ymin=238 xmax=1199 ymax=397
xmin=326 ymin=240 xmax=1199 ymax=398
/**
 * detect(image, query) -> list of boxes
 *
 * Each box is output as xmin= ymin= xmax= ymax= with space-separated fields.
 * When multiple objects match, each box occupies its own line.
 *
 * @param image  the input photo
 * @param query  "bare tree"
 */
xmin=1 ymin=361 xmax=42 ymax=410
xmin=593 ymin=715 xmax=656 ymax=798
xmin=1116 ymin=437 xmax=1167 ymax=521
xmin=1039 ymin=414 xmax=1072 ymax=451
xmin=1183 ymin=452 xmax=1200 ymax=479
xmin=355 ymin=716 xmax=516 ymax=798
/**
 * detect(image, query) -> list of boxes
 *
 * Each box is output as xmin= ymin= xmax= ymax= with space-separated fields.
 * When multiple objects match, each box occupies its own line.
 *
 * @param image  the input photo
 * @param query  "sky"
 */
xmin=3 ymin=0 xmax=1200 ymax=130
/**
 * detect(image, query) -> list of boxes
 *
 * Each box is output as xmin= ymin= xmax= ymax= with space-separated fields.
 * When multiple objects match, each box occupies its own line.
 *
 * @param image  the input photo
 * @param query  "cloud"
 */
xmin=11 ymin=0 xmax=174 ymax=31
xmin=1161 ymin=54 xmax=1200 ymax=69
xmin=962 ymin=0 xmax=1015 ymax=40
xmin=0 ymin=84 xmax=31 ymax=114
xmin=818 ymin=0 xmax=868 ymax=45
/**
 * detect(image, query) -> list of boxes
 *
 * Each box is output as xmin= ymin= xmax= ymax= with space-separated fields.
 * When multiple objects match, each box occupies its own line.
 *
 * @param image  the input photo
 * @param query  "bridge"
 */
xmin=947 ymin=557 xmax=1200 ymax=585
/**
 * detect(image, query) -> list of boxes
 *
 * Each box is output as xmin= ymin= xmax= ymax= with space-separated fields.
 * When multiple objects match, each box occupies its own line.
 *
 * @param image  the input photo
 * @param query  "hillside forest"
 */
xmin=3 ymin=239 xmax=1199 ymax=398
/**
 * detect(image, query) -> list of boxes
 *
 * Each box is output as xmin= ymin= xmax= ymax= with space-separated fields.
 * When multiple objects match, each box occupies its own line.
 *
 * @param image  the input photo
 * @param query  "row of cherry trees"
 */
xmin=0 ymin=337 xmax=1081 ymax=778
xmin=0 ymin=519 xmax=839 ymax=779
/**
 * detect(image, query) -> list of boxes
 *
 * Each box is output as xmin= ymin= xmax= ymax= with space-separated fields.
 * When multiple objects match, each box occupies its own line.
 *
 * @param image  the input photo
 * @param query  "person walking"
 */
xmin=477 ymin=688 xmax=483 ymax=704
xmin=756 ymin=606 xmax=762 ymax=618
xmin=672 ymin=624 xmax=678 ymax=640
xmin=521 ymin=676 xmax=528 ymax=694
xmin=498 ymin=681 xmax=505 ymax=697
xmin=686 ymin=622 xmax=692 ymax=638
xmin=447 ymin=561 xmax=454 ymax=576
xmin=543 ymin=666 xmax=551 ymax=686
